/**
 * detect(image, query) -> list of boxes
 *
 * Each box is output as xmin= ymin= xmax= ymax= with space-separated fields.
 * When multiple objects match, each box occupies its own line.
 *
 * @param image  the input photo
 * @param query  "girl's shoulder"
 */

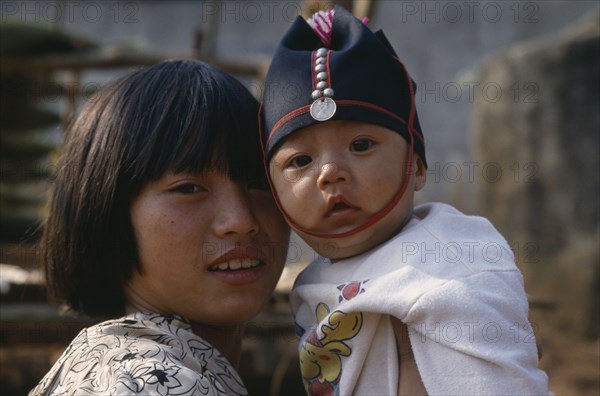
xmin=29 ymin=312 xmax=248 ymax=396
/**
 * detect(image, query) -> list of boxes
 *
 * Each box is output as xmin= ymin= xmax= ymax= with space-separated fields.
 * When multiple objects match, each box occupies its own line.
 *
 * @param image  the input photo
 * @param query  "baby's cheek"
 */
xmin=279 ymin=191 xmax=299 ymax=211
xmin=291 ymin=180 xmax=315 ymax=200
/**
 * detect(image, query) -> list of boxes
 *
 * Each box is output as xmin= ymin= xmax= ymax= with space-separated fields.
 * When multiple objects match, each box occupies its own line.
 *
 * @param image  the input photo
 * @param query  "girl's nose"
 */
xmin=212 ymin=185 xmax=259 ymax=239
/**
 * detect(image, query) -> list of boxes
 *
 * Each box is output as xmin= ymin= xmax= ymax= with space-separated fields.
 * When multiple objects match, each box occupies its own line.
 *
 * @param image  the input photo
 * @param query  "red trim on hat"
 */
xmin=267 ymin=105 xmax=312 ymax=142
xmin=311 ymin=50 xmax=317 ymax=91
xmin=394 ymin=56 xmax=417 ymax=133
xmin=326 ymin=49 xmax=332 ymax=88
xmin=266 ymin=100 xmax=424 ymax=148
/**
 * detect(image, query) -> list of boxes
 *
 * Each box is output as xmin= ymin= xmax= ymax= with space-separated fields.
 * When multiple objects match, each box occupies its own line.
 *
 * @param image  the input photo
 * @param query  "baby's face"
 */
xmin=269 ymin=120 xmax=426 ymax=260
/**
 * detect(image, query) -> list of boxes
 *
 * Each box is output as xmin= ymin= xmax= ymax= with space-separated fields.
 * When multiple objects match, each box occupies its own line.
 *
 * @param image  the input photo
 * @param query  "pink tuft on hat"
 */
xmin=306 ymin=9 xmax=335 ymax=47
xmin=307 ymin=9 xmax=369 ymax=47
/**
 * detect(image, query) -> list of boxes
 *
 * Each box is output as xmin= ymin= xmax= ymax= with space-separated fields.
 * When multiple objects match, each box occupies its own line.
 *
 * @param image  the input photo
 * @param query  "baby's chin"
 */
xmin=294 ymin=228 xmax=386 ymax=262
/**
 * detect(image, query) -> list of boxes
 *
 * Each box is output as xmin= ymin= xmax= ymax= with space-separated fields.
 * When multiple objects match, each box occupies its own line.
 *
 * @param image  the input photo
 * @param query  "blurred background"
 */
xmin=1 ymin=0 xmax=598 ymax=395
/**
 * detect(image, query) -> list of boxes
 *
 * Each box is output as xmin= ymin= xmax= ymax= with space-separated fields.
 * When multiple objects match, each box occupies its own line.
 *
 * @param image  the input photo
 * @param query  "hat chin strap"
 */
xmin=277 ymin=129 xmax=414 ymax=240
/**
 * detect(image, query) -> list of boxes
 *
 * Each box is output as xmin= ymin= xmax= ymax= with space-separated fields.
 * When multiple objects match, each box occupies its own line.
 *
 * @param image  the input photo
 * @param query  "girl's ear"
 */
xmin=414 ymin=155 xmax=426 ymax=191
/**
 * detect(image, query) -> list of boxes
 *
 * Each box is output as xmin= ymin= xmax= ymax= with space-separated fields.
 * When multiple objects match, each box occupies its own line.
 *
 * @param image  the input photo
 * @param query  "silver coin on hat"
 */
xmin=310 ymin=97 xmax=337 ymax=121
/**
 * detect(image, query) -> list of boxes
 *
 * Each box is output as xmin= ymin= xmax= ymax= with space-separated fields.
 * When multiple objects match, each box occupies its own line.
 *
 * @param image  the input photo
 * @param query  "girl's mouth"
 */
xmin=208 ymin=258 xmax=261 ymax=271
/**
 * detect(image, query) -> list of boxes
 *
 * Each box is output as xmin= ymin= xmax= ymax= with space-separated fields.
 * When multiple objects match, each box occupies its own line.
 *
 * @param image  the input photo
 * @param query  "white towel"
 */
xmin=291 ymin=202 xmax=551 ymax=395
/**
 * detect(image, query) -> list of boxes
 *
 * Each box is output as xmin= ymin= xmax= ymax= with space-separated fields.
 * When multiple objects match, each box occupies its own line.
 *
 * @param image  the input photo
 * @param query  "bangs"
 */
xmin=115 ymin=61 xmax=263 ymax=192
xmin=169 ymin=89 xmax=263 ymax=182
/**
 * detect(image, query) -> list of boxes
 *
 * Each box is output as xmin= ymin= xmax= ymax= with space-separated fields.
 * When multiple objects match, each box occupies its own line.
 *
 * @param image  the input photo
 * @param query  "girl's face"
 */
xmin=269 ymin=120 xmax=426 ymax=260
xmin=126 ymin=170 xmax=289 ymax=326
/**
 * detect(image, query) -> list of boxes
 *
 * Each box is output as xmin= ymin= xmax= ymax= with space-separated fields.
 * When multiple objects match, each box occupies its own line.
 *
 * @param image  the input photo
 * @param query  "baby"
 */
xmin=261 ymin=6 xmax=551 ymax=396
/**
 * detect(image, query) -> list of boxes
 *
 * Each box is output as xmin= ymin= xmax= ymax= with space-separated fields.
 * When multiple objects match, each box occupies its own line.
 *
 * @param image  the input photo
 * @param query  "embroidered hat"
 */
xmin=260 ymin=5 xmax=427 ymax=167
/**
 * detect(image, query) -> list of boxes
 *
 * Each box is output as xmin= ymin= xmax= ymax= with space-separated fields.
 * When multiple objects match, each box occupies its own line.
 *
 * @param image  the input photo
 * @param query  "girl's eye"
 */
xmin=288 ymin=155 xmax=312 ymax=168
xmin=350 ymin=139 xmax=374 ymax=152
xmin=172 ymin=183 xmax=205 ymax=194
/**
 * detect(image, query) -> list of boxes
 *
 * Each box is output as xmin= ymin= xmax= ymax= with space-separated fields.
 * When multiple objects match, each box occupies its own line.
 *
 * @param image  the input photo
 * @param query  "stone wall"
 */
xmin=472 ymin=12 xmax=599 ymax=337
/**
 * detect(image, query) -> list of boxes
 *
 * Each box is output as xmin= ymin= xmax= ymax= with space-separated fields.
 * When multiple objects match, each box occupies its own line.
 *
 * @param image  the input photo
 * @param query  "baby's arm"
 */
xmin=404 ymin=270 xmax=550 ymax=395
xmin=391 ymin=316 xmax=428 ymax=395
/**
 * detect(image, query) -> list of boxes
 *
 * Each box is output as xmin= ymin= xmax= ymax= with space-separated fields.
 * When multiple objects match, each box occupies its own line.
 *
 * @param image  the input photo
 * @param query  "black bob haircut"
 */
xmin=42 ymin=60 xmax=264 ymax=316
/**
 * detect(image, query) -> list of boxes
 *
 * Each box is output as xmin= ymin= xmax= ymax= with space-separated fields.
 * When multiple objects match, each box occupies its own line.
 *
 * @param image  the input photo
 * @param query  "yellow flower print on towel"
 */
xmin=300 ymin=302 xmax=363 ymax=395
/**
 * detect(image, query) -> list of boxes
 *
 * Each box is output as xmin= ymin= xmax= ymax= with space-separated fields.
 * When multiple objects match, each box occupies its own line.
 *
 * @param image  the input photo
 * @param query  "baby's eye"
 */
xmin=288 ymin=155 xmax=312 ymax=168
xmin=350 ymin=138 xmax=374 ymax=152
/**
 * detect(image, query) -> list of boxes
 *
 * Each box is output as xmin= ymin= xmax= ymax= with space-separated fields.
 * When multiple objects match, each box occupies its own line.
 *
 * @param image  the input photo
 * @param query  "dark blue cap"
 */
xmin=260 ymin=5 xmax=426 ymax=167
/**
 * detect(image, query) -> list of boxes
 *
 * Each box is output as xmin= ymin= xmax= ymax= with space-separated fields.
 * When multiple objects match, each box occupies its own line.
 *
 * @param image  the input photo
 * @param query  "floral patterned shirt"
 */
xmin=29 ymin=312 xmax=248 ymax=395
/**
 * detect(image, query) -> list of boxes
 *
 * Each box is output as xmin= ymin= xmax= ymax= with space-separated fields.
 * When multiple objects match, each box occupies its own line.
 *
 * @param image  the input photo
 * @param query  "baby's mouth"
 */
xmin=325 ymin=196 xmax=358 ymax=218
xmin=332 ymin=202 xmax=351 ymax=211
